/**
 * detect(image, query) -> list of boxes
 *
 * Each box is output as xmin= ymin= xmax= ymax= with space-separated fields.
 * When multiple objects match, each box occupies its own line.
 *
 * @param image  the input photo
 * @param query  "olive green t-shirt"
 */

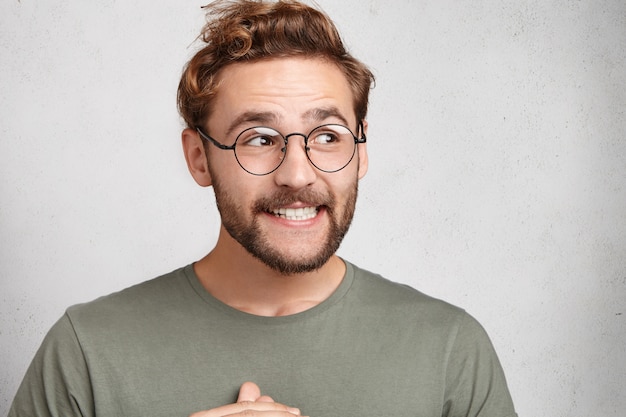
xmin=9 ymin=261 xmax=517 ymax=417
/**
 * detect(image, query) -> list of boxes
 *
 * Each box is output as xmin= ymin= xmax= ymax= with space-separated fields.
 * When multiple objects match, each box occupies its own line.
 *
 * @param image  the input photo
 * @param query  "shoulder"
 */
xmin=64 ymin=265 xmax=196 ymax=333
xmin=346 ymin=263 xmax=508 ymax=364
xmin=339 ymin=261 xmax=489 ymax=348
xmin=347 ymin=261 xmax=466 ymax=321
xmin=345 ymin=262 xmax=508 ymax=368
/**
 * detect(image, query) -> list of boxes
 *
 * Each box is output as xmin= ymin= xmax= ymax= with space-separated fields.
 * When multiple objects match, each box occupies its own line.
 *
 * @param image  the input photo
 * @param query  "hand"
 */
xmin=189 ymin=381 xmax=303 ymax=417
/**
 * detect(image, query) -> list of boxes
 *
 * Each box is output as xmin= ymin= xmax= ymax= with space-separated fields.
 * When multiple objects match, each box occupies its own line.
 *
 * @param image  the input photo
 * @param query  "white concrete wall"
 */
xmin=1 ymin=1 xmax=625 ymax=416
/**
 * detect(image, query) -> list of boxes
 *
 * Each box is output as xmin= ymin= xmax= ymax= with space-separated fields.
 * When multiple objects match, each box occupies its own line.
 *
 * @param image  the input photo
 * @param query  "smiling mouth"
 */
xmin=270 ymin=206 xmax=319 ymax=220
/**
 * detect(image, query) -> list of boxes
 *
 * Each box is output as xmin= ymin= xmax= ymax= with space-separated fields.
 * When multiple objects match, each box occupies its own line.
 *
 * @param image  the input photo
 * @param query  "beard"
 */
xmin=211 ymin=176 xmax=358 ymax=275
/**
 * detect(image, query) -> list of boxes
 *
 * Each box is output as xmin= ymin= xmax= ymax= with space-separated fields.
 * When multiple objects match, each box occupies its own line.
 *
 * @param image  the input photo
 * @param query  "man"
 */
xmin=9 ymin=1 xmax=517 ymax=416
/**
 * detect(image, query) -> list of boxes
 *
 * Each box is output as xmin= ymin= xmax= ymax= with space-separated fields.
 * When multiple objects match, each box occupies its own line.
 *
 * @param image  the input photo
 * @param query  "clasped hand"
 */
xmin=189 ymin=381 xmax=305 ymax=417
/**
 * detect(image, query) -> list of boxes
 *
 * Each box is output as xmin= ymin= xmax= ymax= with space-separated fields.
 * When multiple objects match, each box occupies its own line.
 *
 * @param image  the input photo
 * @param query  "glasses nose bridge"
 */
xmin=283 ymin=131 xmax=309 ymax=148
xmin=278 ymin=131 xmax=313 ymax=172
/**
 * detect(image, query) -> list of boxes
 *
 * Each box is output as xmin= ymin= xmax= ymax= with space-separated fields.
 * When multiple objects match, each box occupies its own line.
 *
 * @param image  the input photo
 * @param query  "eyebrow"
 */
xmin=225 ymin=111 xmax=280 ymax=137
xmin=224 ymin=106 xmax=351 ymax=137
xmin=301 ymin=106 xmax=350 ymax=127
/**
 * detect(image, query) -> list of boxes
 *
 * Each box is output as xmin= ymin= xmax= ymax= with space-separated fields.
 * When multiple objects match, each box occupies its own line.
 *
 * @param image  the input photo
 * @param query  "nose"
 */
xmin=273 ymin=134 xmax=317 ymax=189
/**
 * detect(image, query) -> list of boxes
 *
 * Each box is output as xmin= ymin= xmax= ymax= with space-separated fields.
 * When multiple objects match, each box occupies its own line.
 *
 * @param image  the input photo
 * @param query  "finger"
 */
xmin=190 ymin=400 xmax=301 ymax=417
xmin=257 ymin=395 xmax=274 ymax=403
xmin=230 ymin=401 xmax=302 ymax=416
xmin=237 ymin=381 xmax=262 ymax=402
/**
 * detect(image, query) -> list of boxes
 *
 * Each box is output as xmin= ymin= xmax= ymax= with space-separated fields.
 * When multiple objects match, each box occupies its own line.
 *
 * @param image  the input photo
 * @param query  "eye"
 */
xmin=238 ymin=127 xmax=281 ymax=147
xmin=246 ymin=135 xmax=274 ymax=147
xmin=311 ymin=131 xmax=339 ymax=145
xmin=309 ymin=125 xmax=353 ymax=147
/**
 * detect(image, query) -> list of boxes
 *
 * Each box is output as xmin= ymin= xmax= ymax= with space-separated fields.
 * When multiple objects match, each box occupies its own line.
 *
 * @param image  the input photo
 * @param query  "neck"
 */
xmin=193 ymin=227 xmax=346 ymax=317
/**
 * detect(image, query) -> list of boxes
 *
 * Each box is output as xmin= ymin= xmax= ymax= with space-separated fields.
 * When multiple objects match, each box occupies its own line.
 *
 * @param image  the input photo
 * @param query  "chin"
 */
xmin=252 ymin=249 xmax=336 ymax=276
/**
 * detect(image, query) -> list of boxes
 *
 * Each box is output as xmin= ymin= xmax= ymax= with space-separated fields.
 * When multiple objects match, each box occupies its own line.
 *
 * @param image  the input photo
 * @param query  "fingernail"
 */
xmin=288 ymin=407 xmax=301 ymax=415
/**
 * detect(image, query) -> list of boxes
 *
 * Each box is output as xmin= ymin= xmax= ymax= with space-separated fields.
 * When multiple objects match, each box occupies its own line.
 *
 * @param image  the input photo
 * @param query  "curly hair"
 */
xmin=177 ymin=0 xmax=374 ymax=129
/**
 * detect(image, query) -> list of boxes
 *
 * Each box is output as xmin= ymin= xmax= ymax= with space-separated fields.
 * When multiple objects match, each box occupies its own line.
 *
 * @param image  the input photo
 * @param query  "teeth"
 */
xmin=271 ymin=206 xmax=318 ymax=220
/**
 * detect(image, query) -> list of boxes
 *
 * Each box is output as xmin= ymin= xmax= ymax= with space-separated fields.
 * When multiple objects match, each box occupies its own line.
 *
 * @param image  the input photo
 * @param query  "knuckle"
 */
xmin=237 ymin=400 xmax=255 ymax=409
xmin=236 ymin=401 xmax=257 ymax=415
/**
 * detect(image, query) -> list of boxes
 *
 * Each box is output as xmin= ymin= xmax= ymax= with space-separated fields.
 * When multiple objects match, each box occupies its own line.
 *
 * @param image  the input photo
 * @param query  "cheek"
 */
xmin=327 ymin=173 xmax=359 ymax=205
xmin=207 ymin=152 xmax=248 ymax=187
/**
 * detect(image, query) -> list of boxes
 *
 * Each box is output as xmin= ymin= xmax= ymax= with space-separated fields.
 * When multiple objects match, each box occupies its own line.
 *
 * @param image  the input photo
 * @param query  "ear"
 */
xmin=357 ymin=120 xmax=369 ymax=179
xmin=182 ymin=128 xmax=212 ymax=187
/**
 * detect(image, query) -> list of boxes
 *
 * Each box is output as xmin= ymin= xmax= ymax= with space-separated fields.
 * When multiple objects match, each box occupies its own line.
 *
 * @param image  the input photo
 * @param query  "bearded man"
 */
xmin=9 ymin=1 xmax=517 ymax=417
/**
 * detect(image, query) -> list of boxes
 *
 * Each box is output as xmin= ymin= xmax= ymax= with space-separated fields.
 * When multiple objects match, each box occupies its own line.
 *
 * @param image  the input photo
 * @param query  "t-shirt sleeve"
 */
xmin=8 ymin=313 xmax=95 ymax=417
xmin=442 ymin=312 xmax=518 ymax=417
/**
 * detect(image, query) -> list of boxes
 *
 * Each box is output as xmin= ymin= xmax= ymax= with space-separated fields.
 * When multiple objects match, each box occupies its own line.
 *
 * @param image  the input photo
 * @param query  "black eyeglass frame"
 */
xmin=196 ymin=122 xmax=367 ymax=176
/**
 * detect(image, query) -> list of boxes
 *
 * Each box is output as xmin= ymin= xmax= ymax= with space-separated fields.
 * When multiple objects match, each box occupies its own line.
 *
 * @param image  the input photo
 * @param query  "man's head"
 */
xmin=177 ymin=0 xmax=374 ymax=130
xmin=179 ymin=0 xmax=374 ymax=275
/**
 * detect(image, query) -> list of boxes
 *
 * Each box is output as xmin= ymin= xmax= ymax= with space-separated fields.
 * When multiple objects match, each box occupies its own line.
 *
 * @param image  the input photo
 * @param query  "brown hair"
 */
xmin=177 ymin=0 xmax=374 ymax=129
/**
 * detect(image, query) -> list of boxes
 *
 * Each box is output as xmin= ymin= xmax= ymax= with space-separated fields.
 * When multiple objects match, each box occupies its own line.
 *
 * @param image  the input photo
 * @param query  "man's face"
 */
xmin=203 ymin=57 xmax=368 ymax=275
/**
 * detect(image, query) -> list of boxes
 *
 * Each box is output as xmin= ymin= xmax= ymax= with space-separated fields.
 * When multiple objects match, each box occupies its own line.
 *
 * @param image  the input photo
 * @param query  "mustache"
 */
xmin=253 ymin=189 xmax=335 ymax=212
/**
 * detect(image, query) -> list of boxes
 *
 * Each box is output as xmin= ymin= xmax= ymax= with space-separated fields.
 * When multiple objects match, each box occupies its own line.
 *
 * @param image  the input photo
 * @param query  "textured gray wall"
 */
xmin=1 ymin=1 xmax=625 ymax=416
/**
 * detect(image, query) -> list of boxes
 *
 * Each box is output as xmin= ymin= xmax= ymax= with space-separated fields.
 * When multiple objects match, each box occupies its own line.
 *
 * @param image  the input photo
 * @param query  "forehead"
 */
xmin=209 ymin=57 xmax=356 ymax=132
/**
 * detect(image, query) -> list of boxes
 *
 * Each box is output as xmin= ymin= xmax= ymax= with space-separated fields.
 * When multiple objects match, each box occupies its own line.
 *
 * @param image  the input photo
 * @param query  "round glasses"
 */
xmin=197 ymin=123 xmax=366 ymax=176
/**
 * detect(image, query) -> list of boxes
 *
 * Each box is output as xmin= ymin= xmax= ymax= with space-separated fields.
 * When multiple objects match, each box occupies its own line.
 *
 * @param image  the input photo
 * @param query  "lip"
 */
xmin=269 ymin=205 xmax=320 ymax=221
xmin=264 ymin=205 xmax=326 ymax=225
